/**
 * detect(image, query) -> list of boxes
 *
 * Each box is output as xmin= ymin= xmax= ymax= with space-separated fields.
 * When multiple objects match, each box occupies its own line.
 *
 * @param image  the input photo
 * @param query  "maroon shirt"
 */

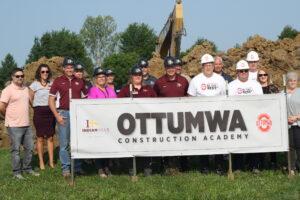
xmin=153 ymin=74 xmax=189 ymax=97
xmin=118 ymin=84 xmax=157 ymax=98
xmin=49 ymin=75 xmax=87 ymax=110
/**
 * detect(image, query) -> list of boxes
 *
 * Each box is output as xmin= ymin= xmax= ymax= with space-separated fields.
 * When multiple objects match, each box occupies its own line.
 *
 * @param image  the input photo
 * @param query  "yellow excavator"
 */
xmin=155 ymin=0 xmax=185 ymax=58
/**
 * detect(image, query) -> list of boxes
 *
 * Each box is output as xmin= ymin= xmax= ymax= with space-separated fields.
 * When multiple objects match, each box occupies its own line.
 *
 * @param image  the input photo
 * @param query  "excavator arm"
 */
xmin=155 ymin=0 xmax=185 ymax=58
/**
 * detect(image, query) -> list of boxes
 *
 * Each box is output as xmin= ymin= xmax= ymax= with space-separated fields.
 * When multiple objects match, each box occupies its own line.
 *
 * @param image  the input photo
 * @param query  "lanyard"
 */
xmin=98 ymin=86 xmax=109 ymax=98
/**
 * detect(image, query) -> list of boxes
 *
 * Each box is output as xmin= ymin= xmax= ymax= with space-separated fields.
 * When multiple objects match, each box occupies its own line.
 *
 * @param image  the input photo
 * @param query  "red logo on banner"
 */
xmin=256 ymin=113 xmax=272 ymax=132
xmin=201 ymin=84 xmax=206 ymax=90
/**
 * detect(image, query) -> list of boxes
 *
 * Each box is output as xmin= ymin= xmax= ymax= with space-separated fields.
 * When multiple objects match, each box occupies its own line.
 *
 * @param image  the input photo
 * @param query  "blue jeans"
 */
xmin=57 ymin=110 xmax=81 ymax=173
xmin=7 ymin=126 xmax=34 ymax=175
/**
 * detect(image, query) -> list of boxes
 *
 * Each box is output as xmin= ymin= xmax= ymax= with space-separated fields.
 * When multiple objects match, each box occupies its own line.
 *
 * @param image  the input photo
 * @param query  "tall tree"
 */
xmin=278 ymin=25 xmax=299 ymax=40
xmin=120 ymin=23 xmax=157 ymax=59
xmin=0 ymin=54 xmax=18 ymax=89
xmin=80 ymin=15 xmax=119 ymax=67
xmin=102 ymin=52 xmax=139 ymax=88
xmin=26 ymin=29 xmax=93 ymax=74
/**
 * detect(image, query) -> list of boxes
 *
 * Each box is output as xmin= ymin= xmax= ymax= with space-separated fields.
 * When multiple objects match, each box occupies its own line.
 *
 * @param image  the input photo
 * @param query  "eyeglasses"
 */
xmin=14 ymin=75 xmax=24 ymax=78
xmin=258 ymin=73 xmax=268 ymax=77
xmin=238 ymin=70 xmax=249 ymax=73
xmin=96 ymin=75 xmax=106 ymax=79
xmin=41 ymin=71 xmax=49 ymax=74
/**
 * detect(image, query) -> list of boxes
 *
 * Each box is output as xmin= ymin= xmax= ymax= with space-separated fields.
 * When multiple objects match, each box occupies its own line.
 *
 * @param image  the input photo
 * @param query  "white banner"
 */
xmin=70 ymin=94 xmax=289 ymax=159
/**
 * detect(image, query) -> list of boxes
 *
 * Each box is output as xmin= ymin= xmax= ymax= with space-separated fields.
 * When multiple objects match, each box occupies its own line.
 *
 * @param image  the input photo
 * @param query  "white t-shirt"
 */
xmin=228 ymin=79 xmax=263 ymax=96
xmin=249 ymin=71 xmax=258 ymax=81
xmin=188 ymin=73 xmax=226 ymax=96
xmin=29 ymin=81 xmax=52 ymax=107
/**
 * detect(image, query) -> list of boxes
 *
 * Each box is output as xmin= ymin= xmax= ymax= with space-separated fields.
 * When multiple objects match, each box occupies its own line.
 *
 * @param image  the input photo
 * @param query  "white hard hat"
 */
xmin=200 ymin=54 xmax=214 ymax=64
xmin=236 ymin=60 xmax=249 ymax=70
xmin=246 ymin=51 xmax=259 ymax=62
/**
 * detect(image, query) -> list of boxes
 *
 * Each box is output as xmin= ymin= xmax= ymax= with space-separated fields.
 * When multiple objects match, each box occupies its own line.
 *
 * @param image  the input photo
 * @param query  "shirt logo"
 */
xmin=201 ymin=83 xmax=217 ymax=90
xmin=177 ymin=83 xmax=182 ymax=88
xmin=237 ymin=88 xmax=253 ymax=94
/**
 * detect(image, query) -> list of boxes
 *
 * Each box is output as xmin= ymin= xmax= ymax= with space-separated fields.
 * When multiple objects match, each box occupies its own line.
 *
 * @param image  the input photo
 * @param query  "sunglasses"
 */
xmin=238 ymin=69 xmax=249 ymax=73
xmin=258 ymin=73 xmax=268 ymax=77
xmin=14 ymin=75 xmax=24 ymax=78
xmin=41 ymin=70 xmax=49 ymax=74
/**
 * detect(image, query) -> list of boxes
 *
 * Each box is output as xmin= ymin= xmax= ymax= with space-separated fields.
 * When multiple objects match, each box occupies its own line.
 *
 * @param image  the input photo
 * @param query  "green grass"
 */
xmin=0 ymin=149 xmax=299 ymax=200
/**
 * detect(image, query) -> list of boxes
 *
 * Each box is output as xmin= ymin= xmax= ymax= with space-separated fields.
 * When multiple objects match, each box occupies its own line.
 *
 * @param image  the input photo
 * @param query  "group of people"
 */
xmin=0 ymin=50 xmax=300 ymax=180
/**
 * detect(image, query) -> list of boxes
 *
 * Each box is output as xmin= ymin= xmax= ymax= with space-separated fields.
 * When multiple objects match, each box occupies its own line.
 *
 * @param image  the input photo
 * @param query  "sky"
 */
xmin=0 ymin=0 xmax=300 ymax=66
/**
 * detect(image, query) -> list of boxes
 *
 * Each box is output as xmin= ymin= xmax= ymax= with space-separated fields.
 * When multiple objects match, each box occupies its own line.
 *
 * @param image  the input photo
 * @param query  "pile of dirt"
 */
xmin=23 ymin=56 xmax=64 ymax=84
xmin=149 ymin=34 xmax=300 ymax=88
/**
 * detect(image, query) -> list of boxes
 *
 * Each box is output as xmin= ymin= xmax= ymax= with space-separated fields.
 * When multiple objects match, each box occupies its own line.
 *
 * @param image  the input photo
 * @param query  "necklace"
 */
xmin=40 ymin=81 xmax=47 ymax=87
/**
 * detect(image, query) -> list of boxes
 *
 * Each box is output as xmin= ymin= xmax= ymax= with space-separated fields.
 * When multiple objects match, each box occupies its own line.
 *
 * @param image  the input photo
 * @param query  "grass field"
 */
xmin=0 ymin=149 xmax=300 ymax=200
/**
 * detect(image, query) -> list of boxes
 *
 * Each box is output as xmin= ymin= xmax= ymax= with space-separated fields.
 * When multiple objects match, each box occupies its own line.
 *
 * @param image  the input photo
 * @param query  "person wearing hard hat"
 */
xmin=228 ymin=60 xmax=263 ymax=173
xmin=174 ymin=57 xmax=191 ymax=82
xmin=214 ymin=56 xmax=233 ymax=83
xmin=188 ymin=54 xmax=226 ymax=97
xmin=118 ymin=65 xmax=157 ymax=98
xmin=49 ymin=57 xmax=88 ymax=177
xmin=118 ymin=65 xmax=157 ymax=177
xmin=105 ymin=69 xmax=120 ymax=94
xmin=153 ymin=56 xmax=189 ymax=174
xmin=246 ymin=51 xmax=260 ymax=81
xmin=228 ymin=60 xmax=263 ymax=96
xmin=138 ymin=59 xmax=157 ymax=87
xmin=154 ymin=56 xmax=189 ymax=97
xmin=74 ymin=62 xmax=93 ymax=92
xmin=74 ymin=63 xmax=84 ymax=79
xmin=188 ymin=53 xmax=226 ymax=173
xmin=88 ymin=67 xmax=117 ymax=178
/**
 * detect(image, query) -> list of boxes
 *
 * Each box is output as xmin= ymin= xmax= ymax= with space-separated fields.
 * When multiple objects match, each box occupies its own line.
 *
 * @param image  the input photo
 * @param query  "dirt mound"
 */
xmin=23 ymin=56 xmax=64 ymax=84
xmin=149 ymin=34 xmax=300 ymax=88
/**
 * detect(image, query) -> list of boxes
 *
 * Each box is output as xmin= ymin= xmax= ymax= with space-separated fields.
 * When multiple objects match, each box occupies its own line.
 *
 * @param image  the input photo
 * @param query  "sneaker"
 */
xmin=62 ymin=171 xmax=71 ymax=178
xmin=25 ymin=170 xmax=40 ymax=177
xmin=290 ymin=170 xmax=296 ymax=176
xmin=98 ymin=169 xmax=107 ymax=178
xmin=253 ymin=169 xmax=260 ymax=174
xmin=104 ymin=167 xmax=112 ymax=177
xmin=14 ymin=174 xmax=25 ymax=180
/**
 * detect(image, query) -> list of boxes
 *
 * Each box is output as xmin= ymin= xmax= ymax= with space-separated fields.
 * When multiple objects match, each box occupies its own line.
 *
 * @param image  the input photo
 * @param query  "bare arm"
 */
xmin=49 ymin=95 xmax=64 ymax=125
xmin=29 ymin=88 xmax=35 ymax=107
xmin=0 ymin=101 xmax=7 ymax=117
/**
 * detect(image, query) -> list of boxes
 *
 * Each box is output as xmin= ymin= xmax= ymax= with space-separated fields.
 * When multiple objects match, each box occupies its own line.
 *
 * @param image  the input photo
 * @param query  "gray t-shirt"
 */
xmin=287 ymin=88 xmax=300 ymax=127
xmin=29 ymin=81 xmax=52 ymax=107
